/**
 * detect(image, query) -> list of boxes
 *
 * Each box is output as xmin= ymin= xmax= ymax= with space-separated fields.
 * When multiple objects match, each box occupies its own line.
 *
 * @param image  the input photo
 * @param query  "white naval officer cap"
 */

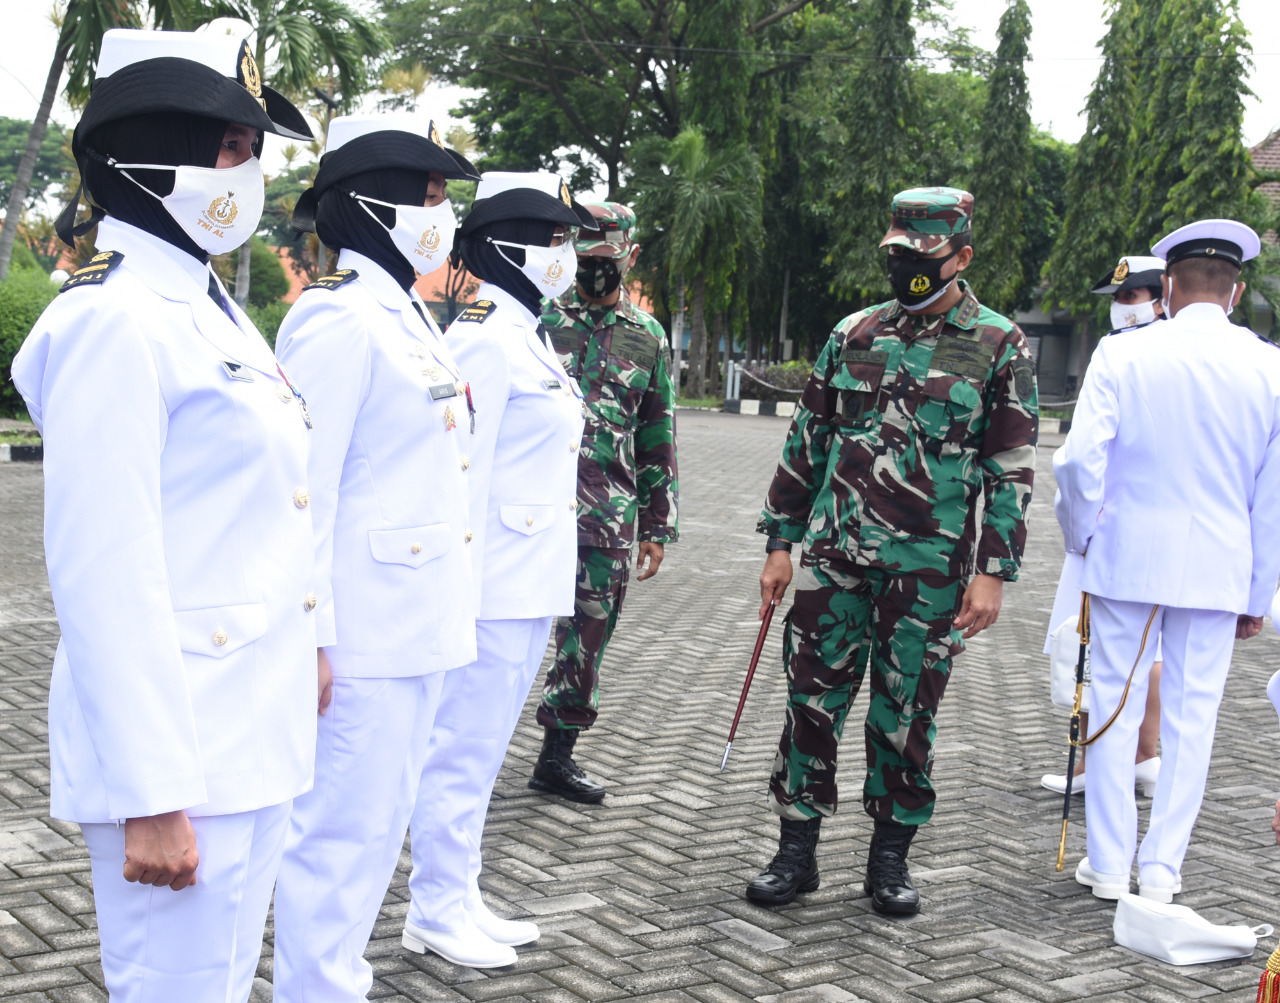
xmin=290 ymin=112 xmax=481 ymax=234
xmin=1151 ymin=219 xmax=1261 ymax=270
xmin=460 ymin=171 xmax=600 ymax=235
xmin=1091 ymin=255 xmax=1166 ymax=295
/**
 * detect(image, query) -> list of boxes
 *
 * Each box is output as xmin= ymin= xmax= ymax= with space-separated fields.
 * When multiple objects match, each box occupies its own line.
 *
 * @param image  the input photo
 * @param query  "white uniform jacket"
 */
xmin=11 ymin=218 xmax=318 ymax=823
xmin=275 ymin=250 xmax=476 ymax=676
xmin=446 ymin=283 xmax=585 ymax=620
xmin=1054 ymin=302 xmax=1280 ymax=615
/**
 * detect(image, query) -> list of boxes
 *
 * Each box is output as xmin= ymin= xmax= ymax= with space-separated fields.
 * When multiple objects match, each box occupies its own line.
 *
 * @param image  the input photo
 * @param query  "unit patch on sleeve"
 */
xmin=58 ymin=251 xmax=125 ymax=293
xmin=303 ymin=269 xmax=359 ymax=292
xmin=1012 ymin=358 xmax=1036 ymax=402
xmin=456 ymin=300 xmax=498 ymax=324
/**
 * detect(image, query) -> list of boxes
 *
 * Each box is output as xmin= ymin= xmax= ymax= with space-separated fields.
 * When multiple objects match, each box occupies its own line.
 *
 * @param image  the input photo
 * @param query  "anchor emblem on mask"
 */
xmin=546 ymin=260 xmax=564 ymax=282
xmin=205 ymin=193 xmax=239 ymax=228
xmin=908 ymin=274 xmax=931 ymax=295
xmin=419 ymin=227 xmax=441 ymax=253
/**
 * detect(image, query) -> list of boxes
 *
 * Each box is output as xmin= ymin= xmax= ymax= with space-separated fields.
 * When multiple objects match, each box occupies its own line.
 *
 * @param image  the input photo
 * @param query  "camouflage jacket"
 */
xmin=758 ymin=282 xmax=1038 ymax=580
xmin=544 ymin=287 xmax=679 ymax=548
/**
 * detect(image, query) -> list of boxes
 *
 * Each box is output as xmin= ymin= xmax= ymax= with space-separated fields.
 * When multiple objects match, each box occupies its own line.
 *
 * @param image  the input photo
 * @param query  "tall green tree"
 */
xmin=966 ymin=0 xmax=1031 ymax=313
xmin=1042 ymin=0 xmax=1149 ymax=318
xmin=0 ymin=118 xmax=72 ymax=210
xmin=801 ymin=0 xmax=919 ymax=300
xmin=0 ymin=0 xmax=144 ymax=281
xmin=633 ymin=128 xmax=761 ymax=398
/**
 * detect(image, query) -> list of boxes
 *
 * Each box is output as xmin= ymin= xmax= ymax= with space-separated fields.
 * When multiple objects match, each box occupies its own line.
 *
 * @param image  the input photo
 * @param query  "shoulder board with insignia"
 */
xmin=304 ymin=269 xmax=359 ymax=292
xmin=58 ymin=251 xmax=125 ymax=293
xmin=456 ymin=300 xmax=497 ymax=323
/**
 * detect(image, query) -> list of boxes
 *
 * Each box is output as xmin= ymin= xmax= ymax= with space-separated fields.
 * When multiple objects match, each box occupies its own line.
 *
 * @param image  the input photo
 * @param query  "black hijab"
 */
xmin=82 ymin=111 xmax=230 ymax=263
xmin=313 ymin=167 xmax=430 ymax=293
xmin=456 ymin=218 xmax=558 ymax=318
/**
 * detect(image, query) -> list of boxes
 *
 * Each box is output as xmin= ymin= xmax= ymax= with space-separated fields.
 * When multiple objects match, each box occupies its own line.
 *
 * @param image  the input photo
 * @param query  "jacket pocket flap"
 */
xmin=500 ymin=504 xmax=556 ymax=536
xmin=368 ymin=523 xmax=454 ymax=568
xmin=173 ymin=602 xmax=268 ymax=659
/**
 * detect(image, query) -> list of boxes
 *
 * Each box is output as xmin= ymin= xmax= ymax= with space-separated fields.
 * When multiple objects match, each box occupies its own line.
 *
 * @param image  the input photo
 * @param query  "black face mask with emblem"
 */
xmin=575 ymin=256 xmax=622 ymax=297
xmin=886 ymin=246 xmax=961 ymax=309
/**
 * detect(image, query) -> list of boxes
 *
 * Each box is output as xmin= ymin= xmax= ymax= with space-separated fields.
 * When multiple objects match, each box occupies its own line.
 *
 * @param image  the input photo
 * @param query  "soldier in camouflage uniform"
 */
xmin=747 ymin=188 xmax=1038 ymax=915
xmin=528 ymin=202 xmax=679 ymax=804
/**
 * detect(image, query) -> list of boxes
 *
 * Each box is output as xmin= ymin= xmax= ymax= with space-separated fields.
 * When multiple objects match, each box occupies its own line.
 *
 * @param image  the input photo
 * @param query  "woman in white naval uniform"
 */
xmin=10 ymin=28 xmax=318 ymax=1003
xmin=1040 ymin=254 xmax=1167 ymax=798
xmin=269 ymin=113 xmax=483 ymax=1002
xmin=402 ymin=172 xmax=596 ymax=967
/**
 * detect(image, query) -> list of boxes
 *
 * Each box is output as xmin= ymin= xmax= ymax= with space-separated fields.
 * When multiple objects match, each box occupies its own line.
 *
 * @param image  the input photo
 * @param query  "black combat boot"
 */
xmin=863 ymin=820 xmax=920 ymax=916
xmin=529 ymin=728 xmax=606 ymax=804
xmin=745 ymin=817 xmax=821 ymax=905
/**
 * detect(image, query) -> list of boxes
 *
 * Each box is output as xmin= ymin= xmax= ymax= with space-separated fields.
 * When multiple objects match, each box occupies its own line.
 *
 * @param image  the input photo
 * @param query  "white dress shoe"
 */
xmin=1041 ymin=772 xmax=1085 ymax=794
xmin=1134 ymin=756 xmax=1160 ymax=798
xmin=1138 ymin=865 xmax=1182 ymax=903
xmin=467 ymin=894 xmax=540 ymax=947
xmin=402 ymin=917 xmax=518 ymax=969
xmin=1074 ymin=857 xmax=1130 ymax=900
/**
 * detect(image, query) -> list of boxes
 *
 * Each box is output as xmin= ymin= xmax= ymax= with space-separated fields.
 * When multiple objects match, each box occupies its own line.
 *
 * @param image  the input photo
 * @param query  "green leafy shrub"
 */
xmin=0 ymin=269 xmax=59 ymax=417
xmin=740 ymin=358 xmax=811 ymax=402
xmin=246 ymin=299 xmax=291 ymax=350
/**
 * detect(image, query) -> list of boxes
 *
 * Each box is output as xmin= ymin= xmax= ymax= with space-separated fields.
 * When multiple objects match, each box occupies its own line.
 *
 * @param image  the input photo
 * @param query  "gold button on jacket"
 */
xmin=293 ymin=489 xmax=310 ymax=509
xmin=465 ymin=531 xmax=473 ymax=543
xmin=411 ymin=542 xmax=422 ymax=554
xmin=303 ymin=592 xmax=318 ymax=612
xmin=212 ymin=630 xmax=228 ymax=646
xmin=278 ymin=387 xmax=294 ymax=402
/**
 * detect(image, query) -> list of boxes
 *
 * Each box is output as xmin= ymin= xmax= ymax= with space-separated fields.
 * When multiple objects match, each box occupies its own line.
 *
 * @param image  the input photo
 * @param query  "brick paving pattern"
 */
xmin=0 ymin=411 xmax=1277 ymax=1001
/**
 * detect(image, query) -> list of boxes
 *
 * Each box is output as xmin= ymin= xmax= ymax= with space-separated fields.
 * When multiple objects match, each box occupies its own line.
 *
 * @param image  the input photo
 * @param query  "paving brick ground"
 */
xmin=1 ymin=410 xmax=1279 ymax=1002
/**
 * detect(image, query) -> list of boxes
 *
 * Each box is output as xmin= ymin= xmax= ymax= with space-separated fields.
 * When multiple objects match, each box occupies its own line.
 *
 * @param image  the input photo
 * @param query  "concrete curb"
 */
xmin=722 ymin=399 xmax=797 ymax=418
xmin=0 ymin=443 xmax=43 ymax=462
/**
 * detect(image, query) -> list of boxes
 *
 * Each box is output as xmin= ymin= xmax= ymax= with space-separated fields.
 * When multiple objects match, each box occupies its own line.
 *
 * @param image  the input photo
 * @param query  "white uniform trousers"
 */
xmin=81 ymin=801 xmax=292 ymax=1003
xmin=272 ymin=672 xmax=446 ymax=1003
xmin=1085 ymin=597 xmax=1236 ymax=881
xmin=405 ymin=617 xmax=553 ymax=931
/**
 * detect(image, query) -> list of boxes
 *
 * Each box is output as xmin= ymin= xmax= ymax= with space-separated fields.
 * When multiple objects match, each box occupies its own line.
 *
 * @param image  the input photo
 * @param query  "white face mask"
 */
xmin=112 ymin=156 xmax=265 ymax=254
xmin=352 ymin=194 xmax=456 ymax=275
xmin=1110 ymin=297 xmax=1158 ymax=331
xmin=488 ymin=237 xmax=577 ymax=299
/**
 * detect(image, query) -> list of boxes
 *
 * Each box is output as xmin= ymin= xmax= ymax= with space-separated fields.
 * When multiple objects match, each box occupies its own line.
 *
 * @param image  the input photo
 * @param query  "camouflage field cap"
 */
xmin=879 ymin=187 xmax=973 ymax=252
xmin=574 ymin=202 xmax=637 ymax=259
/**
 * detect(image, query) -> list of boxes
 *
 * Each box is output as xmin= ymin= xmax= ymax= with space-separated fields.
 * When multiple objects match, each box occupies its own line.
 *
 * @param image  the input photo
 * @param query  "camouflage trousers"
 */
xmin=536 ymin=546 xmax=631 ymax=731
xmin=769 ymin=557 xmax=966 ymax=826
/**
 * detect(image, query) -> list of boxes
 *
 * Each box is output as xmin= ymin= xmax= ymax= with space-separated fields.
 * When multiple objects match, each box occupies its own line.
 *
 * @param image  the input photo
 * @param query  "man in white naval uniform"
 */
xmin=11 ymin=26 xmax=319 ymax=1003
xmin=1055 ymin=219 xmax=1280 ymax=903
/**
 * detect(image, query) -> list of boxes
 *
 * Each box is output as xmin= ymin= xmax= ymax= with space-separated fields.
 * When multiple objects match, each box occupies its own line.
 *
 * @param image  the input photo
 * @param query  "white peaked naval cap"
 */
xmin=97 ymin=26 xmax=247 ymax=79
xmin=475 ymin=171 xmax=568 ymax=201
xmin=1151 ymin=219 xmax=1261 ymax=267
xmin=326 ymin=113 xmax=443 ymax=154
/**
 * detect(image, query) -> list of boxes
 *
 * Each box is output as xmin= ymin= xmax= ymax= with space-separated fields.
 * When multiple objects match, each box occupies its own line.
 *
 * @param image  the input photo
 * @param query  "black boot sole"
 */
xmin=862 ymin=878 xmax=920 ymax=916
xmin=528 ymin=774 xmax=607 ymax=804
xmin=745 ymin=872 xmax=820 ymax=906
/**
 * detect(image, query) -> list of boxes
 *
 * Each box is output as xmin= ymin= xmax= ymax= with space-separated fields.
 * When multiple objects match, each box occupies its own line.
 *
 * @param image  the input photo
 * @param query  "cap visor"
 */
xmin=262 ymin=85 xmax=313 ymax=141
xmin=446 ymin=148 xmax=481 ymax=181
xmin=460 ymin=189 xmax=599 ymax=235
xmin=879 ymin=228 xmax=946 ymax=252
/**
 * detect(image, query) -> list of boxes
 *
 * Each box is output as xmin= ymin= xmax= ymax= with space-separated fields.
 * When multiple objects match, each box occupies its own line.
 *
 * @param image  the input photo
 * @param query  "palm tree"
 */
xmin=211 ymin=0 xmax=385 ymax=304
xmin=0 ymin=0 xmax=149 ymax=281
xmin=635 ymin=128 xmax=762 ymax=399
xmin=381 ymin=62 xmax=430 ymax=112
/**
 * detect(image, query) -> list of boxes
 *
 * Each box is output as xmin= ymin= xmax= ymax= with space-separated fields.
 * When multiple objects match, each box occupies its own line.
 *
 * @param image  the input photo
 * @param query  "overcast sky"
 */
xmin=3 ymin=1 xmax=1278 ymax=174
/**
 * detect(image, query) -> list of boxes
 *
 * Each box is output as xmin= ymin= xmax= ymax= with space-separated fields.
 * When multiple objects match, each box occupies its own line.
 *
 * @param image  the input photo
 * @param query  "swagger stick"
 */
xmin=720 ymin=599 xmax=780 ymax=772
xmin=1056 ymin=593 xmax=1091 ymax=871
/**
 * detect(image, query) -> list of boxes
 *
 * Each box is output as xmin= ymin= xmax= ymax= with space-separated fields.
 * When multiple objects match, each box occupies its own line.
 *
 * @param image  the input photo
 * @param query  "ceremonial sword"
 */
xmin=720 ymin=598 xmax=779 ymax=772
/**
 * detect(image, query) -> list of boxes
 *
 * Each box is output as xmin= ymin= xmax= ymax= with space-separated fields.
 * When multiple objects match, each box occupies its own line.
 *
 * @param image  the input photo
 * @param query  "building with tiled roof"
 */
xmin=1253 ymin=129 xmax=1280 ymax=209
